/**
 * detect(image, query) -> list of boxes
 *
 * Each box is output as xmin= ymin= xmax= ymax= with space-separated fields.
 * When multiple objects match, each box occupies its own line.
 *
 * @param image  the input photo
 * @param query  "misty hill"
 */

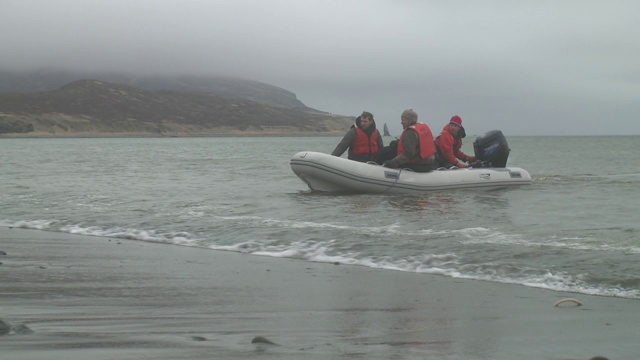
xmin=0 ymin=69 xmax=311 ymax=110
xmin=0 ymin=79 xmax=353 ymax=136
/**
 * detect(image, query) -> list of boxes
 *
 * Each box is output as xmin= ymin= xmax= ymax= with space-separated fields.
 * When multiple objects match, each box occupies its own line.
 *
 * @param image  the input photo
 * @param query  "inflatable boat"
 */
xmin=290 ymin=130 xmax=532 ymax=194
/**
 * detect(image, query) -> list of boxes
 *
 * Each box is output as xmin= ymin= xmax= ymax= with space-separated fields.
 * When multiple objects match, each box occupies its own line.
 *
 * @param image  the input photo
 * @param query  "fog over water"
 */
xmin=2 ymin=0 xmax=639 ymax=135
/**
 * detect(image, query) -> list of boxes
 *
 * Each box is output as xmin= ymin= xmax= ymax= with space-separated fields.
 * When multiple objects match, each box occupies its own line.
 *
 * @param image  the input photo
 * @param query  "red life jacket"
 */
xmin=397 ymin=122 xmax=435 ymax=163
xmin=352 ymin=127 xmax=380 ymax=157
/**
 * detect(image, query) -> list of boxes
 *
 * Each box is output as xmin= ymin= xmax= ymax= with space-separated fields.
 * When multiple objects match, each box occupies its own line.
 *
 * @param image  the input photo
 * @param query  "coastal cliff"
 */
xmin=0 ymin=74 xmax=353 ymax=137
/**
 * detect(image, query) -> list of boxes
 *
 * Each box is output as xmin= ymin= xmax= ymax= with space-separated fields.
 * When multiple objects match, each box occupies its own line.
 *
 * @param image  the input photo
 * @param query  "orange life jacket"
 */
xmin=397 ymin=122 xmax=435 ymax=163
xmin=352 ymin=127 xmax=380 ymax=156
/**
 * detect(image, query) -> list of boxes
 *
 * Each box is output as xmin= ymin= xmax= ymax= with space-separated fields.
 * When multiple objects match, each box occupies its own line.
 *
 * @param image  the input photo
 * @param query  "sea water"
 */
xmin=1 ymin=135 xmax=639 ymax=299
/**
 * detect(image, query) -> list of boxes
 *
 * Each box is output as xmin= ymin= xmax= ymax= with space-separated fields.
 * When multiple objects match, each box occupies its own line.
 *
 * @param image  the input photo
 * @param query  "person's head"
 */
xmin=400 ymin=109 xmax=418 ymax=129
xmin=448 ymin=115 xmax=462 ymax=136
xmin=360 ymin=111 xmax=374 ymax=129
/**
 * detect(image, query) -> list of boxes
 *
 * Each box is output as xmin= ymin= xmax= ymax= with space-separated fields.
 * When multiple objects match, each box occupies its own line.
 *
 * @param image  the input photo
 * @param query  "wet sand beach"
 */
xmin=0 ymin=227 xmax=633 ymax=360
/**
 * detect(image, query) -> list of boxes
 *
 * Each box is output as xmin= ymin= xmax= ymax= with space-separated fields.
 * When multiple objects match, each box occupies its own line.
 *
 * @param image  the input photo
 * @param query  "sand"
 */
xmin=0 ymin=227 xmax=633 ymax=360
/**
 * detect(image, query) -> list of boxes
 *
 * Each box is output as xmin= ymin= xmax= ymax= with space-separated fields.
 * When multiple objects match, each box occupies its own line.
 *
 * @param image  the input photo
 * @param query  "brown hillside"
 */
xmin=0 ymin=70 xmax=312 ymax=110
xmin=0 ymin=80 xmax=353 ymax=136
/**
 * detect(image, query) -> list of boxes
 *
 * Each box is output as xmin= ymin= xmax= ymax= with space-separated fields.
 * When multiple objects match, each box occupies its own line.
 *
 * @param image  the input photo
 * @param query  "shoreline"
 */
xmin=1 ymin=227 xmax=632 ymax=359
xmin=0 ymin=132 xmax=345 ymax=139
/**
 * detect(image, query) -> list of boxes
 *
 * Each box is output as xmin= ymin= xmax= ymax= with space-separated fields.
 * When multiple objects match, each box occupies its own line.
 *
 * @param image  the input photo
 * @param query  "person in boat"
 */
xmin=434 ymin=115 xmax=476 ymax=168
xmin=382 ymin=109 xmax=437 ymax=172
xmin=331 ymin=111 xmax=384 ymax=163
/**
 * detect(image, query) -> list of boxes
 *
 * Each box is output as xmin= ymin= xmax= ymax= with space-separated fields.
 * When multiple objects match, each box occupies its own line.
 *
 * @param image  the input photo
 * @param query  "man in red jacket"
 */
xmin=434 ymin=115 xmax=476 ymax=168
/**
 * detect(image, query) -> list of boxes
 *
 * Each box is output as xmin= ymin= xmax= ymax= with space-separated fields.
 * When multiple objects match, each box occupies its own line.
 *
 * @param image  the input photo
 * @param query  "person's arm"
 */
xmin=455 ymin=149 xmax=475 ymax=163
xmin=377 ymin=133 xmax=384 ymax=150
xmin=331 ymin=129 xmax=356 ymax=157
xmin=437 ymin=133 xmax=459 ymax=165
xmin=456 ymin=140 xmax=476 ymax=163
xmin=453 ymin=140 xmax=475 ymax=162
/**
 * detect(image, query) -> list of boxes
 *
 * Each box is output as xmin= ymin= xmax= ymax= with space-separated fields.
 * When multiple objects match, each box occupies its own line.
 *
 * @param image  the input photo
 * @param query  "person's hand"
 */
xmin=466 ymin=156 xmax=476 ymax=163
xmin=455 ymin=162 xmax=467 ymax=168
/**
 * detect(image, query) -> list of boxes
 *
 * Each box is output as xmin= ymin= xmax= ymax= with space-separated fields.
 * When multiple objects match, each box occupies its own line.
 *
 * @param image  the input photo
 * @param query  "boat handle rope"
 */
xmin=382 ymin=168 xmax=403 ymax=193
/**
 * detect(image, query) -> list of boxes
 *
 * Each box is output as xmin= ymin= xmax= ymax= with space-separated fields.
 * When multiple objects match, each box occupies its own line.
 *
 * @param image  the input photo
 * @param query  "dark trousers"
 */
xmin=403 ymin=162 xmax=437 ymax=173
xmin=376 ymin=144 xmax=398 ymax=164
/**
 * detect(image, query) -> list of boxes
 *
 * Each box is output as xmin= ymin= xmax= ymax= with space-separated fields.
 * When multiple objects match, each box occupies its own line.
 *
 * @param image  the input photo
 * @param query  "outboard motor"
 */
xmin=473 ymin=130 xmax=510 ymax=167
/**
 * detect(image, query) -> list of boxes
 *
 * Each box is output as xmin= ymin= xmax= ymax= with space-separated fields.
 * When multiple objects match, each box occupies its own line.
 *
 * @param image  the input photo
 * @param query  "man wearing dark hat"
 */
xmin=382 ymin=109 xmax=437 ymax=172
xmin=434 ymin=115 xmax=476 ymax=168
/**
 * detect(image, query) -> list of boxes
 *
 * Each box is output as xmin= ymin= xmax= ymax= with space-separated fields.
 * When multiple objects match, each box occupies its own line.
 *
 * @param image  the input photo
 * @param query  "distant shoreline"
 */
xmin=0 ymin=131 xmax=345 ymax=139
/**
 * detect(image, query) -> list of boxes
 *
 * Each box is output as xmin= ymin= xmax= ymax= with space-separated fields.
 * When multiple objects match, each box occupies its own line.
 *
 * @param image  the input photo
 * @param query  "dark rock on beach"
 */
xmin=0 ymin=319 xmax=11 ymax=335
xmin=251 ymin=336 xmax=278 ymax=345
xmin=10 ymin=324 xmax=34 ymax=335
xmin=0 ymin=319 xmax=34 ymax=336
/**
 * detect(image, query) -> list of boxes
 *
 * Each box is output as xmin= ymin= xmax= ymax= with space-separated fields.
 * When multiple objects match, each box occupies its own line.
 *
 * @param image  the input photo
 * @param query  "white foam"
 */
xmin=0 ymin=219 xmax=56 ymax=230
xmin=213 ymin=215 xmax=466 ymax=237
xmin=461 ymin=230 xmax=640 ymax=253
xmin=2 ymin=219 xmax=639 ymax=300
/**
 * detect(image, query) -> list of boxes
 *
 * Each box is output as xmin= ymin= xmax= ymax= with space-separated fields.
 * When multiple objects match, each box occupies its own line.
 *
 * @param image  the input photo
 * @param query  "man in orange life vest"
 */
xmin=382 ymin=109 xmax=437 ymax=172
xmin=331 ymin=111 xmax=384 ymax=163
xmin=434 ymin=115 xmax=476 ymax=168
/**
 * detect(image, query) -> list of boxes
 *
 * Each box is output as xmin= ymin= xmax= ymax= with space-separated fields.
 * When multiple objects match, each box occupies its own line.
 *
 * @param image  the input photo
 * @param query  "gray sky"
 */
xmin=2 ymin=0 xmax=639 ymax=135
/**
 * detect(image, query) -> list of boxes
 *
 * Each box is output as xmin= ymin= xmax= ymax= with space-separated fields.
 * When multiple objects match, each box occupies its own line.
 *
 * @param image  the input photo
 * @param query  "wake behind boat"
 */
xmin=290 ymin=130 xmax=532 ymax=194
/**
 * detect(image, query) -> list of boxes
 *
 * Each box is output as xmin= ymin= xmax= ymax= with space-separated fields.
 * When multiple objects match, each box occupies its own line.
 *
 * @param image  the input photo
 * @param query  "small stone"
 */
xmin=0 ymin=319 xmax=11 ymax=335
xmin=251 ymin=336 xmax=278 ymax=345
xmin=11 ymin=324 xmax=34 ymax=335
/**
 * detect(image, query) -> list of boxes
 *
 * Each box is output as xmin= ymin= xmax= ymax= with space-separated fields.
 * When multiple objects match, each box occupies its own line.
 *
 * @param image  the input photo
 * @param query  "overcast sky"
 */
xmin=2 ymin=0 xmax=639 ymax=135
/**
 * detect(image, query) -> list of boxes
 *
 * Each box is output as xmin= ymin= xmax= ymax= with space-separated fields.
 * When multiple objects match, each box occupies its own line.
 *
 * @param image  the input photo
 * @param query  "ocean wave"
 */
xmin=206 ymin=237 xmax=640 ymax=300
xmin=213 ymin=215 xmax=476 ymax=237
xmin=533 ymin=173 xmax=640 ymax=186
xmin=0 ymin=219 xmax=57 ymax=230
xmin=461 ymin=231 xmax=640 ymax=254
xmin=2 ymin=219 xmax=638 ymax=300
xmin=0 ymin=219 xmax=199 ymax=246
